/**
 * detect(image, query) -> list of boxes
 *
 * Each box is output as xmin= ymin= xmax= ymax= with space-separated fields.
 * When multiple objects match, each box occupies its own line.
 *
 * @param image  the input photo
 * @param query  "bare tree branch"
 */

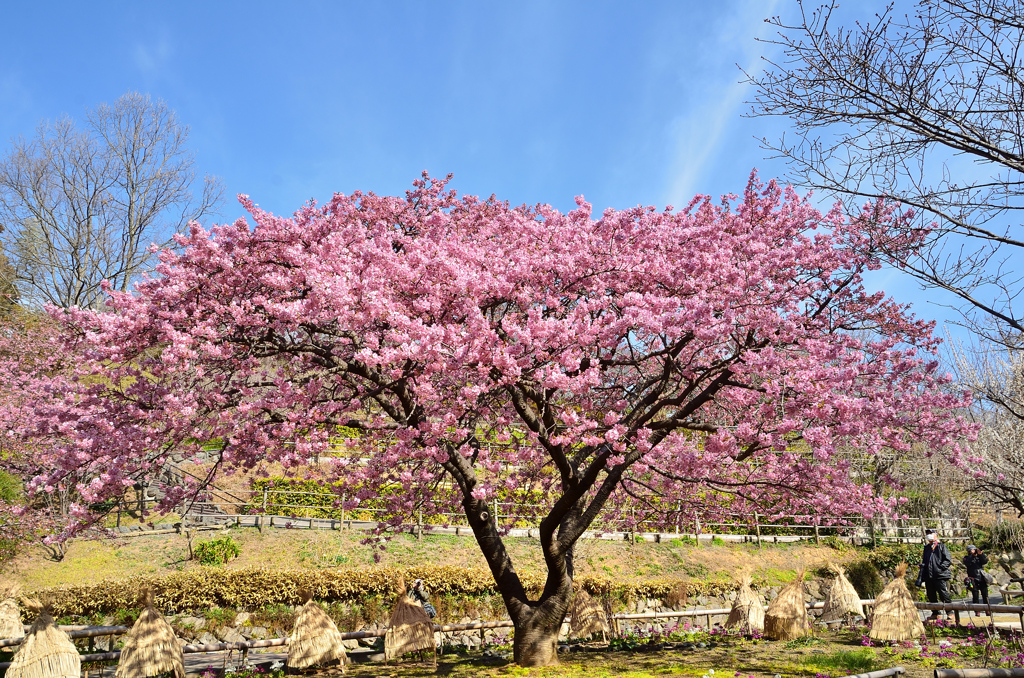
xmin=0 ymin=92 xmax=224 ymax=309
xmin=746 ymin=0 xmax=1024 ymax=337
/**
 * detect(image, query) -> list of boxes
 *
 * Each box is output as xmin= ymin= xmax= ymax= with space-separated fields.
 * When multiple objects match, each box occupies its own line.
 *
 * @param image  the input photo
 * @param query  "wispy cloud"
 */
xmin=665 ymin=0 xmax=780 ymax=206
xmin=133 ymin=33 xmax=173 ymax=79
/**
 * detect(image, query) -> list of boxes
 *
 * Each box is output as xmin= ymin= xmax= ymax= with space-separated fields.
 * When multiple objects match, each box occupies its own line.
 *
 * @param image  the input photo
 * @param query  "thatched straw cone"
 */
xmin=0 ymin=583 xmax=24 ymax=640
xmin=115 ymin=590 xmax=184 ymax=678
xmin=287 ymin=591 xmax=348 ymax=671
xmin=568 ymin=589 xmax=609 ymax=641
xmin=384 ymin=580 xmax=436 ymax=665
xmin=725 ymin=575 xmax=765 ymax=632
xmin=763 ymin=572 xmax=810 ymax=640
xmin=6 ymin=599 xmax=80 ymax=678
xmin=821 ymin=564 xmax=864 ymax=623
xmin=869 ymin=563 xmax=925 ymax=642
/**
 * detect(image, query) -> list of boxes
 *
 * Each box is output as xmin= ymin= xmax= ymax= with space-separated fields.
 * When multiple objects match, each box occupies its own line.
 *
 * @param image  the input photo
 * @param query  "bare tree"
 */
xmin=0 ymin=249 xmax=16 ymax=316
xmin=747 ymin=0 xmax=1024 ymax=339
xmin=0 ymin=92 xmax=223 ymax=309
xmin=949 ymin=333 xmax=1024 ymax=518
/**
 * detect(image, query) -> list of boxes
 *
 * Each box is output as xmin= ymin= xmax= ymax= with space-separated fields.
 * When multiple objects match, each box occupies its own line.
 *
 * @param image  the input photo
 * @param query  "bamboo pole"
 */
xmin=934 ymin=670 xmax=1024 ymax=678
xmin=847 ymin=669 xmax=905 ymax=678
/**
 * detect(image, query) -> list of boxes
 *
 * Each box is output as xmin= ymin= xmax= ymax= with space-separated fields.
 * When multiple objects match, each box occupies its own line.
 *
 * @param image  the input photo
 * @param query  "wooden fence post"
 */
xmin=869 ymin=519 xmax=877 ymax=548
xmin=341 ymin=493 xmax=347 ymax=528
xmin=417 ymin=510 xmax=423 ymax=540
xmin=694 ymin=513 xmax=701 ymax=548
xmin=813 ymin=522 xmax=820 ymax=545
xmin=754 ymin=512 xmax=761 ymax=548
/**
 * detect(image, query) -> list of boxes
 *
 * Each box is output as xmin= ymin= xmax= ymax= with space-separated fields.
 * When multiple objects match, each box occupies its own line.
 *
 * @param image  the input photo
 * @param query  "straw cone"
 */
xmin=0 ymin=582 xmax=24 ymax=640
xmin=821 ymin=564 xmax=864 ymax=622
xmin=115 ymin=590 xmax=184 ymax=678
xmin=869 ymin=563 xmax=925 ymax=642
xmin=287 ymin=592 xmax=348 ymax=671
xmin=763 ymin=572 xmax=809 ymax=640
xmin=568 ymin=590 xmax=609 ymax=640
xmin=6 ymin=600 xmax=80 ymax=678
xmin=384 ymin=579 xmax=435 ymax=664
xmin=725 ymin=575 xmax=765 ymax=632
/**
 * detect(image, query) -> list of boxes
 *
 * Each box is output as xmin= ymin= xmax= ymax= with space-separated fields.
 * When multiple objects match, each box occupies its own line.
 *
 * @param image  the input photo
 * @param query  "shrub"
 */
xmin=845 ymin=559 xmax=883 ymax=597
xmin=193 ymin=536 xmax=240 ymax=565
xmin=985 ymin=521 xmax=1024 ymax=552
xmin=865 ymin=543 xmax=922 ymax=572
xmin=30 ymin=565 xmax=737 ymax=618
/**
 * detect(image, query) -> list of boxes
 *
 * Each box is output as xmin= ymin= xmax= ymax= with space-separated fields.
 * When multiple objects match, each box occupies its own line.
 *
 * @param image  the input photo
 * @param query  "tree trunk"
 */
xmin=512 ymin=600 xmax=569 ymax=667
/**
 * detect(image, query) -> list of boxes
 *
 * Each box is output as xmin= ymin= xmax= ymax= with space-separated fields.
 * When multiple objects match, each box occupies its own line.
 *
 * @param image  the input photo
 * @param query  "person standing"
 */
xmin=962 ymin=545 xmax=990 ymax=605
xmin=410 ymin=578 xmax=437 ymax=619
xmin=920 ymin=529 xmax=958 ymax=623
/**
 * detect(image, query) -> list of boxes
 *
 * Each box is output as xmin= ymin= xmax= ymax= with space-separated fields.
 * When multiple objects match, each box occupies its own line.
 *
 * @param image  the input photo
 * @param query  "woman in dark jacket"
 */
xmin=962 ymin=545 xmax=990 ymax=604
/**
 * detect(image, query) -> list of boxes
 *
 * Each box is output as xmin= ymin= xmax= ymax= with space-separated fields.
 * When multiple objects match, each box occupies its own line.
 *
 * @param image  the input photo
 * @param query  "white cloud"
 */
xmin=665 ymin=0 xmax=780 ymax=206
xmin=133 ymin=33 xmax=173 ymax=78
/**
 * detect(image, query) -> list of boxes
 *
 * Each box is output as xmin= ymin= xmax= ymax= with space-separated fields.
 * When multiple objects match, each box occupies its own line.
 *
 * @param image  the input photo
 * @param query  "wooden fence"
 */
xmin=115 ymin=485 xmax=972 ymax=545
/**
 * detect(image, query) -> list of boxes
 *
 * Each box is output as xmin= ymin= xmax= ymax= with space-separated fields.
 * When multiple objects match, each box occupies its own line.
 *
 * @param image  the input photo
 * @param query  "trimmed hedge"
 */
xmin=34 ymin=565 xmax=739 ymax=617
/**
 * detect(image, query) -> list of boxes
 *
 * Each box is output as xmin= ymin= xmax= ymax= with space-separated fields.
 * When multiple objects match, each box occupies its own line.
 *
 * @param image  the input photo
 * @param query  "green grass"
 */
xmin=800 ymin=648 xmax=877 ymax=673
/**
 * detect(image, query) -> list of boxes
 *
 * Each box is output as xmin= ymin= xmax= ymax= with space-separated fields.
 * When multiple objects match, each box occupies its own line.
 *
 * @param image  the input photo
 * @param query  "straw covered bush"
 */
xmin=869 ymin=563 xmax=925 ymax=641
xmin=288 ymin=591 xmax=348 ymax=671
xmin=763 ymin=572 xmax=809 ymax=640
xmin=568 ymin=589 xmax=609 ymax=640
xmin=116 ymin=590 xmax=185 ymax=678
xmin=6 ymin=599 xmax=80 ymax=678
xmin=821 ymin=563 xmax=864 ymax=623
xmin=725 ymin=575 xmax=764 ymax=632
xmin=0 ymin=582 xmax=24 ymax=640
xmin=384 ymin=579 xmax=435 ymax=664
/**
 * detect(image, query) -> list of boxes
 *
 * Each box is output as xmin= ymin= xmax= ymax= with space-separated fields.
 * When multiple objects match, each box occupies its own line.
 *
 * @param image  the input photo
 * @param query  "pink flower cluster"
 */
xmin=6 ymin=172 xmax=976 ymax=542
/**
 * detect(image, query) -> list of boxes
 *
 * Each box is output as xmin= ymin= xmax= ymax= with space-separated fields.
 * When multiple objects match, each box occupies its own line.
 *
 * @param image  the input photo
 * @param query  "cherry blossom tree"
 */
xmin=0 ymin=309 xmax=82 ymax=560
xmin=22 ymin=173 xmax=973 ymax=665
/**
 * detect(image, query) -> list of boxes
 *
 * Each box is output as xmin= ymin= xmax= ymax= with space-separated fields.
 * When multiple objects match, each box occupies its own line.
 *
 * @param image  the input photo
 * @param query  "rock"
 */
xmin=221 ymin=627 xmax=247 ymax=644
xmin=342 ymin=638 xmax=360 ymax=649
xmin=358 ymin=635 xmax=377 ymax=647
xmin=806 ymin=581 xmax=822 ymax=599
xmin=458 ymin=616 xmax=472 ymax=624
xmin=179 ymin=616 xmax=206 ymax=631
xmin=558 ymin=644 xmax=570 ymax=654
xmin=249 ymin=626 xmax=268 ymax=640
xmin=697 ymin=642 xmax=706 ymax=649
xmin=197 ymin=632 xmax=220 ymax=646
xmin=233 ymin=612 xmax=251 ymax=626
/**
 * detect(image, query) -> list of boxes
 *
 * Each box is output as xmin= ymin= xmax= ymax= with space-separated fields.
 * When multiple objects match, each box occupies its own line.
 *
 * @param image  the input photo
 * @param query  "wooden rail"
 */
xmin=934 ymin=670 xmax=1024 ymax=678
xmin=850 ymin=669 xmax=905 ymax=678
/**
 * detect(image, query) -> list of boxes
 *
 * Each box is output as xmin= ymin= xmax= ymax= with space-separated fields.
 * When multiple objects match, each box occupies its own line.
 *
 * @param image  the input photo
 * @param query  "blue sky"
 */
xmin=0 ymin=0 xmax=971 ymax=333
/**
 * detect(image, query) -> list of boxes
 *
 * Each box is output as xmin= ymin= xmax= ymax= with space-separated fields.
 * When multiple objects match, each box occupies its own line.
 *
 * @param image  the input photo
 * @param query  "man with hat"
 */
xmin=920 ymin=529 xmax=958 ymax=623
xmin=962 ymin=544 xmax=990 ymax=605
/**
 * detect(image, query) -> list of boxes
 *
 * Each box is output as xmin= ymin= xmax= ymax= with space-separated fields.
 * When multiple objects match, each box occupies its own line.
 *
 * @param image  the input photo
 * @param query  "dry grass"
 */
xmin=2 ymin=528 xmax=858 ymax=594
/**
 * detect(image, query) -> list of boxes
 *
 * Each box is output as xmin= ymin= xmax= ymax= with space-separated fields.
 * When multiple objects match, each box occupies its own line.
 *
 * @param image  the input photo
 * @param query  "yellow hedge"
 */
xmin=36 ymin=565 xmax=737 ymax=617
